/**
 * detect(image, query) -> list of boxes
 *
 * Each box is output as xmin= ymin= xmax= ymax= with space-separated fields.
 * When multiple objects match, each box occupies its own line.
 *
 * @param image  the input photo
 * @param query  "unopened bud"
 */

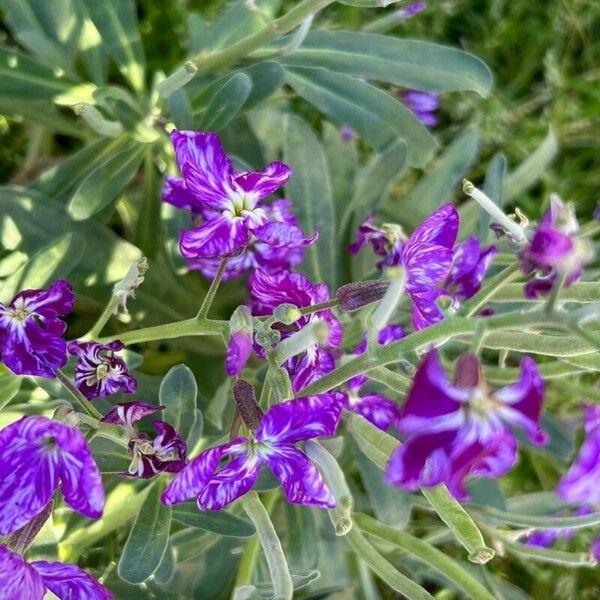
xmin=73 ymin=102 xmax=123 ymax=137
xmin=230 ymin=305 xmax=253 ymax=335
xmin=273 ymin=303 xmax=302 ymax=325
xmin=254 ymin=320 xmax=281 ymax=349
xmin=113 ymin=257 xmax=148 ymax=314
xmin=232 ymin=380 xmax=263 ymax=431
xmin=336 ymin=279 xmax=390 ymax=312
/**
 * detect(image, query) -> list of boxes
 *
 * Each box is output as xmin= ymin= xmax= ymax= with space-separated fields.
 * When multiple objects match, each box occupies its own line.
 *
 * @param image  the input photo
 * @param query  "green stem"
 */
xmin=345 ymin=527 xmax=435 ymax=600
xmin=98 ymin=318 xmax=228 ymax=346
xmin=355 ymin=513 xmax=496 ymax=600
xmin=298 ymin=298 xmax=339 ymax=315
xmin=85 ymin=294 xmax=120 ymax=340
xmin=240 ymin=492 xmax=293 ymax=600
xmin=55 ymin=370 xmax=103 ymax=421
xmin=544 ymin=272 xmax=568 ymax=314
xmin=182 ymin=0 xmax=335 ymax=77
xmin=234 ymin=491 xmax=278 ymax=588
xmin=197 ymin=258 xmax=229 ymax=319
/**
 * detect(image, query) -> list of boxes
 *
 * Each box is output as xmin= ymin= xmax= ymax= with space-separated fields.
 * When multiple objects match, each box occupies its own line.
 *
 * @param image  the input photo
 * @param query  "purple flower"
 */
xmin=162 ymin=394 xmax=343 ymax=510
xmin=340 ymin=126 xmax=356 ymax=142
xmin=162 ymin=131 xmax=315 ymax=276
xmin=249 ymin=269 xmax=343 ymax=391
xmin=350 ymin=206 xmax=495 ymax=330
xmin=225 ymin=330 xmax=253 ymax=376
xmin=343 ymin=325 xmax=405 ymax=430
xmin=0 ymin=280 xmax=74 ymax=377
xmin=0 ymin=544 xmax=112 ymax=600
xmin=558 ymin=404 xmax=600 ymax=504
xmin=102 ymin=402 xmax=187 ymax=479
xmin=67 ymin=340 xmax=137 ymax=400
xmin=400 ymin=90 xmax=439 ymax=127
xmin=520 ymin=195 xmax=593 ymax=299
xmin=0 ymin=416 xmax=104 ymax=535
xmin=386 ymin=350 xmax=547 ymax=500
xmin=524 ymin=506 xmax=593 ymax=548
xmin=591 ymin=536 xmax=600 ymax=562
xmin=396 ymin=1 xmax=427 ymax=19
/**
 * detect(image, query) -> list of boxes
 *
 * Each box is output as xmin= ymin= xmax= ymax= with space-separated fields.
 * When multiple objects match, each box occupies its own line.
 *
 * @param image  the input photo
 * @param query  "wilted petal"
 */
xmin=235 ymin=162 xmax=291 ymax=199
xmin=180 ymin=216 xmax=250 ymax=259
xmin=264 ymin=445 xmax=335 ymax=508
xmin=256 ymin=394 xmax=343 ymax=444
xmin=252 ymin=221 xmax=317 ymax=248
xmin=0 ymin=544 xmax=45 ymax=600
xmin=494 ymin=357 xmax=547 ymax=445
xmin=32 ymin=561 xmax=112 ymax=600
xmin=101 ymin=401 xmax=161 ymax=430
xmin=386 ymin=430 xmax=455 ymax=492
xmin=0 ymin=417 xmax=104 ymax=535
xmin=348 ymin=214 xmax=390 ymax=257
xmin=162 ymin=439 xmax=249 ymax=505
xmin=225 ymin=331 xmax=253 ymax=376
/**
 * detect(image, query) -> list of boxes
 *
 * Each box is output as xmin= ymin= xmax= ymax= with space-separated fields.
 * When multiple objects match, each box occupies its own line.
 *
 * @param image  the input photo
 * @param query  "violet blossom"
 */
xmin=0 ymin=544 xmax=112 ymax=600
xmin=68 ymin=340 xmax=137 ymax=399
xmin=249 ymin=269 xmax=343 ymax=392
xmin=386 ymin=350 xmax=547 ymax=500
xmin=350 ymin=205 xmax=495 ymax=330
xmin=0 ymin=416 xmax=104 ymax=535
xmin=519 ymin=195 xmax=593 ymax=298
xmin=102 ymin=402 xmax=187 ymax=479
xmin=558 ymin=404 xmax=600 ymax=504
xmin=0 ymin=280 xmax=74 ymax=377
xmin=343 ymin=324 xmax=405 ymax=431
xmin=162 ymin=131 xmax=315 ymax=279
xmin=400 ymin=90 xmax=439 ymax=127
xmin=161 ymin=394 xmax=343 ymax=510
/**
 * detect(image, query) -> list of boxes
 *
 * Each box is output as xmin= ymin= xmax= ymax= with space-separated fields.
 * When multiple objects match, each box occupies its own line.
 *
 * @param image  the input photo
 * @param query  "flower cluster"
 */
xmin=350 ymin=205 xmax=496 ymax=329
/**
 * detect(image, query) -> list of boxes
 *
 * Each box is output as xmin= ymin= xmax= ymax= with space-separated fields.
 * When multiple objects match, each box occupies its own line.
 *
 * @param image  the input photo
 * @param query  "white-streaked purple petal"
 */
xmin=32 ymin=561 xmax=112 ymax=600
xmin=225 ymin=331 xmax=253 ymax=376
xmin=251 ymin=221 xmax=317 ymax=248
xmin=256 ymin=395 xmax=343 ymax=444
xmin=0 ymin=544 xmax=45 ymax=600
xmin=101 ymin=401 xmax=161 ymax=429
xmin=405 ymin=204 xmax=458 ymax=249
xmin=179 ymin=215 xmax=250 ymax=259
xmin=263 ymin=445 xmax=335 ymax=508
xmin=162 ymin=176 xmax=203 ymax=212
xmin=161 ymin=439 xmax=249 ymax=505
xmin=347 ymin=392 xmax=402 ymax=431
xmin=234 ymin=162 xmax=291 ymax=199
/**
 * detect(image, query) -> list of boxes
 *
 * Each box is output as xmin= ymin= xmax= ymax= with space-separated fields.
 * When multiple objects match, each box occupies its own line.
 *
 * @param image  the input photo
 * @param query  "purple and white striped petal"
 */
xmin=234 ymin=162 xmax=291 ymax=200
xmin=347 ymin=392 xmax=402 ymax=431
xmin=256 ymin=395 xmax=343 ymax=445
xmin=162 ymin=176 xmax=203 ymax=213
xmin=263 ymin=445 xmax=335 ymax=508
xmin=0 ymin=544 xmax=45 ymax=600
xmin=179 ymin=215 xmax=250 ymax=259
xmin=251 ymin=221 xmax=317 ymax=248
xmin=32 ymin=561 xmax=112 ymax=600
xmin=225 ymin=331 xmax=253 ymax=377
xmin=101 ymin=401 xmax=161 ymax=431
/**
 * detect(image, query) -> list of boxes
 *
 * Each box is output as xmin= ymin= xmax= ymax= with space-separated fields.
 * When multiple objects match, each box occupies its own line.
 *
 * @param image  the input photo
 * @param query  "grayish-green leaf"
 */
xmin=89 ymin=437 xmax=131 ymax=473
xmin=286 ymin=67 xmax=437 ymax=165
xmin=168 ymin=89 xmax=194 ymax=130
xmin=479 ymin=154 xmax=507 ymax=242
xmin=198 ymin=73 xmax=252 ymax=131
xmin=504 ymin=128 xmax=558 ymax=201
xmin=0 ymin=370 xmax=22 ymax=411
xmin=82 ymin=0 xmax=146 ymax=93
xmin=118 ymin=481 xmax=172 ymax=584
xmin=280 ymin=32 xmax=493 ymax=96
xmin=284 ymin=114 xmax=336 ymax=287
xmin=159 ymin=364 xmax=198 ymax=443
xmin=243 ymin=61 xmax=286 ymax=110
xmin=171 ymin=503 xmax=256 ymax=537
xmin=67 ymin=140 xmax=144 ymax=220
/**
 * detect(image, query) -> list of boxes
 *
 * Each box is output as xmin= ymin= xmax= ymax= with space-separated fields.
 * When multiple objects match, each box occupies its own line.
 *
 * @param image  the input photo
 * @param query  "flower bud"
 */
xmin=273 ymin=303 xmax=302 ymax=325
xmin=232 ymin=380 xmax=263 ymax=431
xmin=336 ymin=279 xmax=390 ymax=312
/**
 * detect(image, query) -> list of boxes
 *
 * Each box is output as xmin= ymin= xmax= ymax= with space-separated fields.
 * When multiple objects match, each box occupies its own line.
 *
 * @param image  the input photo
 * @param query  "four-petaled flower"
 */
xmin=350 ymin=205 xmax=495 ymax=329
xmin=162 ymin=394 xmax=343 ymax=511
xmin=0 ymin=544 xmax=112 ymax=600
xmin=0 ymin=280 xmax=74 ymax=377
xmin=102 ymin=402 xmax=187 ymax=479
xmin=519 ymin=194 xmax=593 ymax=298
xmin=249 ymin=269 xmax=343 ymax=391
xmin=558 ymin=404 xmax=600 ymax=504
xmin=386 ymin=350 xmax=547 ymax=500
xmin=68 ymin=340 xmax=137 ymax=399
xmin=162 ymin=131 xmax=315 ymax=278
xmin=343 ymin=325 xmax=405 ymax=431
xmin=0 ymin=416 xmax=104 ymax=535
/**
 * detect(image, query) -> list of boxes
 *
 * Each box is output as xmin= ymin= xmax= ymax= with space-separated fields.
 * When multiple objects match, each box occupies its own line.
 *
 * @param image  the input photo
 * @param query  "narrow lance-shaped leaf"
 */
xmin=285 ymin=66 xmax=437 ymax=166
xmin=159 ymin=364 xmax=198 ymax=443
xmin=197 ymin=73 xmax=252 ymax=131
xmin=171 ymin=503 xmax=256 ymax=538
xmin=280 ymin=31 xmax=493 ymax=96
xmin=284 ymin=114 xmax=336 ymax=288
xmin=118 ymin=480 xmax=172 ymax=584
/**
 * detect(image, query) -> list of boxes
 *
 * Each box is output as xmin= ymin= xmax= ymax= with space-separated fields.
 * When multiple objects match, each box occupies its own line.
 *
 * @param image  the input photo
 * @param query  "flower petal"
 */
xmin=264 ymin=445 xmax=335 ymax=508
xmin=348 ymin=392 xmax=402 ymax=431
xmin=180 ymin=215 xmax=249 ymax=259
xmin=0 ymin=544 xmax=45 ymax=600
xmin=32 ymin=561 xmax=112 ymax=600
xmin=256 ymin=394 xmax=343 ymax=444
xmin=101 ymin=401 xmax=161 ymax=429
xmin=225 ymin=331 xmax=253 ymax=376
xmin=161 ymin=439 xmax=249 ymax=505
xmin=162 ymin=176 xmax=203 ymax=213
xmin=406 ymin=204 xmax=458 ymax=249
xmin=251 ymin=221 xmax=317 ymax=249
xmin=234 ymin=162 xmax=291 ymax=199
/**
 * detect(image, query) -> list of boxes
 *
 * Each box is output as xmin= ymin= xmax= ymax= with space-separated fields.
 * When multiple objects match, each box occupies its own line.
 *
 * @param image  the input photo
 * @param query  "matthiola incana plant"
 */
xmin=1 ymin=1 xmax=599 ymax=598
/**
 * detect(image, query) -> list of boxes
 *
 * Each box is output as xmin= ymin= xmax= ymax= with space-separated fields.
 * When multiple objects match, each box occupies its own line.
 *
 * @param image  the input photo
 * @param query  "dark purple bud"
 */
xmin=336 ymin=279 xmax=390 ymax=312
xmin=453 ymin=353 xmax=481 ymax=389
xmin=232 ymin=380 xmax=264 ymax=431
xmin=5 ymin=500 xmax=54 ymax=554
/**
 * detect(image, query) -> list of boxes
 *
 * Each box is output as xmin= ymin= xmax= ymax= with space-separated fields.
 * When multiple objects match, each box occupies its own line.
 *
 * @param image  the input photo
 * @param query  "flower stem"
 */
xmin=298 ymin=298 xmax=339 ymax=315
xmin=55 ymin=369 xmax=103 ymax=421
xmin=240 ymin=492 xmax=293 ymax=600
xmin=197 ymin=258 xmax=229 ymax=319
xmin=98 ymin=317 xmax=228 ymax=345
xmin=544 ymin=272 xmax=568 ymax=314
xmin=85 ymin=293 xmax=121 ymax=340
